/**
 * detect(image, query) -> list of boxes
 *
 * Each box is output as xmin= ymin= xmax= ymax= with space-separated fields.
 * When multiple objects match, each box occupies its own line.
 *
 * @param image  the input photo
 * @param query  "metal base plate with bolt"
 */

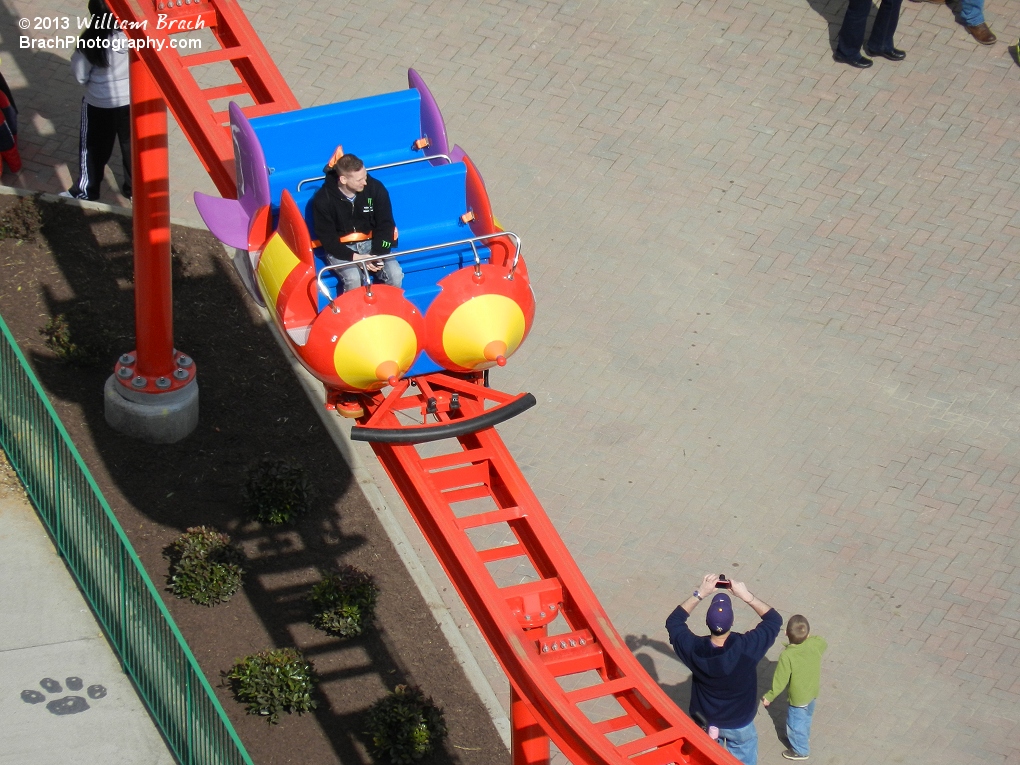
xmin=104 ymin=375 xmax=199 ymax=444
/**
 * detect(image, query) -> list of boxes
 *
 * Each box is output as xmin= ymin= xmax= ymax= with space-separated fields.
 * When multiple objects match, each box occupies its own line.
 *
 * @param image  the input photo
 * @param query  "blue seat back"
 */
xmin=250 ymin=89 xmax=422 ymax=208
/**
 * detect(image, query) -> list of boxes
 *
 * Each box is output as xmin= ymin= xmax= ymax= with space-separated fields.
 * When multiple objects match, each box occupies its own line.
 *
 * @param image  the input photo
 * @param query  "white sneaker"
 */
xmin=58 ymin=191 xmax=74 ymax=198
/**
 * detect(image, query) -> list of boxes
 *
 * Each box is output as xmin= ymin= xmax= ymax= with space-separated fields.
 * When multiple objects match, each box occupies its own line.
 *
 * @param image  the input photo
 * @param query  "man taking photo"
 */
xmin=666 ymin=574 xmax=782 ymax=765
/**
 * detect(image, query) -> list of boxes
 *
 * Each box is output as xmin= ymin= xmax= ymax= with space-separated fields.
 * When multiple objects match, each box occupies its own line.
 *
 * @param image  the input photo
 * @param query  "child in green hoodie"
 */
xmin=762 ymin=614 xmax=827 ymax=761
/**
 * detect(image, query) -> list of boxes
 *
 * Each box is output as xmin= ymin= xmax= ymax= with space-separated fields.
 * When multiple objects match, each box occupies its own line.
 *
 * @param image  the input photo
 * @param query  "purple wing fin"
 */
xmin=193 ymin=192 xmax=250 ymax=249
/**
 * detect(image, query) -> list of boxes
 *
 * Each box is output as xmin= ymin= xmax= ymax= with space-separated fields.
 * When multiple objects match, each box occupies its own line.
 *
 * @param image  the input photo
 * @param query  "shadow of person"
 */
xmin=625 ymin=633 xmax=693 ymax=712
xmin=805 ymin=0 xmax=849 ymax=52
xmin=757 ymin=658 xmax=790 ymax=747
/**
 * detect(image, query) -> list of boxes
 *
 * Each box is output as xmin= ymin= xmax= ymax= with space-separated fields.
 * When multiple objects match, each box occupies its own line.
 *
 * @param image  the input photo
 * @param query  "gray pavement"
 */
xmin=0 ymin=466 xmax=176 ymax=765
xmin=4 ymin=0 xmax=1020 ymax=762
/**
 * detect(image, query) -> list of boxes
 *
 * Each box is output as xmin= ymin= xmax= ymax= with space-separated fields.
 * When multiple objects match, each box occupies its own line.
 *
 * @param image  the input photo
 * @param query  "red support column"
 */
xmin=111 ymin=52 xmax=195 ymax=395
xmin=130 ymin=52 xmax=173 ymax=379
xmin=511 ymin=684 xmax=550 ymax=765
xmin=105 ymin=51 xmax=197 ymax=444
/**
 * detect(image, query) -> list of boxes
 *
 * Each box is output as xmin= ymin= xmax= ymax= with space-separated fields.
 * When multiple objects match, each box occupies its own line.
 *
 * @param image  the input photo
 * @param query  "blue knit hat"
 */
xmin=706 ymin=593 xmax=734 ymax=635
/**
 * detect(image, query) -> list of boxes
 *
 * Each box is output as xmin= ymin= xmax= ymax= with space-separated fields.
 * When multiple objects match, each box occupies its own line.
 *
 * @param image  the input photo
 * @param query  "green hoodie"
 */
xmin=763 ymin=635 xmax=827 ymax=707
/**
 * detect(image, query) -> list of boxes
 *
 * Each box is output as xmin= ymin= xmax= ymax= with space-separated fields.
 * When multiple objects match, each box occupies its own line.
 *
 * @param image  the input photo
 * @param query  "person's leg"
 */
xmin=867 ymin=0 xmax=904 ymax=51
xmin=375 ymin=258 xmax=403 ymax=289
xmin=717 ymin=721 xmax=758 ymax=765
xmin=786 ymin=700 xmax=816 ymax=756
xmin=836 ymin=0 xmax=871 ymax=57
xmin=324 ymin=253 xmax=363 ymax=294
xmin=958 ymin=0 xmax=984 ymax=27
xmin=70 ymin=102 xmax=116 ymax=200
xmin=339 ymin=262 xmax=366 ymax=292
xmin=114 ymin=105 xmax=132 ymax=199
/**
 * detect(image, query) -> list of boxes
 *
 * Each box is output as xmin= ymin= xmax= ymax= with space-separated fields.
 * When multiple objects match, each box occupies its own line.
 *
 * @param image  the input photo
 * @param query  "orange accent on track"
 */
xmin=361 ymin=375 xmax=738 ymax=765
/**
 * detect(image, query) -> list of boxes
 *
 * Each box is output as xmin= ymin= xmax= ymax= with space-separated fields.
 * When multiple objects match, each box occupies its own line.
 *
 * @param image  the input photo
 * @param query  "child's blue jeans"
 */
xmin=787 ymin=699 xmax=816 ymax=756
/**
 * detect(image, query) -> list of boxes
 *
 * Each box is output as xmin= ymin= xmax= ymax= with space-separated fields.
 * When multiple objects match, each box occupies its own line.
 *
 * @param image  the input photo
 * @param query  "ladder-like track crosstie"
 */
xmin=105 ymin=0 xmax=300 ymax=197
xmin=359 ymin=375 xmax=736 ymax=765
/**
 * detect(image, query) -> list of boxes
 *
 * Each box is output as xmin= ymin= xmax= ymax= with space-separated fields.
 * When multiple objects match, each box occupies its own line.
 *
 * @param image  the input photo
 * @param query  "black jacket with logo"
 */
xmin=311 ymin=172 xmax=397 ymax=261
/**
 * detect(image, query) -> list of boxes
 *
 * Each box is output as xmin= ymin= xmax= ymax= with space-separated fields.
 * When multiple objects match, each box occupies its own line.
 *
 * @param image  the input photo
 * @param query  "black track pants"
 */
xmin=69 ymin=99 xmax=131 ymax=200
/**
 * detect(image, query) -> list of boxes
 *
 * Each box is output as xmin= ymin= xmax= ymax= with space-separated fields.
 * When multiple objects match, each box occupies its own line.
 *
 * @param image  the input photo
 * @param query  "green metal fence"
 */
xmin=0 ymin=312 xmax=253 ymax=765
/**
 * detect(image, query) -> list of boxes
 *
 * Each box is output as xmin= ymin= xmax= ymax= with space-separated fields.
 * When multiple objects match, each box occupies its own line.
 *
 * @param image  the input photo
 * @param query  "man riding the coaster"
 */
xmin=312 ymin=147 xmax=403 ymax=293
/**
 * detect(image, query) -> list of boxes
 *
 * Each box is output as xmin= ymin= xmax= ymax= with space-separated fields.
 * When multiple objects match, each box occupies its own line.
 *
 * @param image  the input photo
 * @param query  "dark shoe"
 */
xmin=966 ymin=23 xmax=997 ymax=45
xmin=782 ymin=751 xmax=809 ymax=761
xmin=833 ymin=51 xmax=873 ymax=68
xmin=864 ymin=45 xmax=906 ymax=60
xmin=907 ymin=0 xmax=944 ymax=3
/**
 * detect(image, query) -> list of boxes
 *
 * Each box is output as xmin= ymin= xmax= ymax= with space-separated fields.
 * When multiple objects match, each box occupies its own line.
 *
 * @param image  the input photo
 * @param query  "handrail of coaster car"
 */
xmin=316 ymin=231 xmax=524 ymax=307
xmin=296 ymin=154 xmax=455 ymax=192
xmin=102 ymin=0 xmax=739 ymax=763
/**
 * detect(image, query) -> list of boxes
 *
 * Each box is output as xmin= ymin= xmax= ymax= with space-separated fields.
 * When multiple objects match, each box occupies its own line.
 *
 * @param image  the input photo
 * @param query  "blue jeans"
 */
xmin=787 ymin=699 xmax=816 ymax=757
xmin=716 ymin=720 xmax=758 ymax=765
xmin=329 ymin=241 xmax=403 ymax=293
xmin=836 ymin=0 xmax=903 ymax=56
xmin=959 ymin=0 xmax=984 ymax=26
xmin=335 ymin=258 xmax=403 ymax=292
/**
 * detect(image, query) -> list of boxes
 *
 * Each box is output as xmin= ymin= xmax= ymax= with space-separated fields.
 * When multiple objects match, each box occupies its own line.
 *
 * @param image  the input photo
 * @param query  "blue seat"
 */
xmin=250 ymin=89 xmax=423 ymax=208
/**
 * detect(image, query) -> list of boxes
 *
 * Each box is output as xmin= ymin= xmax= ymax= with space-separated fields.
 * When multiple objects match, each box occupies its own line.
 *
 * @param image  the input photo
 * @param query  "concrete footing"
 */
xmin=104 ymin=376 xmax=199 ymax=444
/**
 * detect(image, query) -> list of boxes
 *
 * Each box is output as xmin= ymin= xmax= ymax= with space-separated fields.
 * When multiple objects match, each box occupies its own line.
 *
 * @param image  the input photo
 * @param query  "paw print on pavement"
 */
xmin=20 ymin=677 xmax=107 ymax=715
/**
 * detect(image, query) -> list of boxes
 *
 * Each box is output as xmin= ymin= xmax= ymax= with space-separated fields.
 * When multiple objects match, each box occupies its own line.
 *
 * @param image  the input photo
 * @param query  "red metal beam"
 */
xmin=104 ymin=0 xmax=299 ymax=198
xmin=362 ymin=376 xmax=740 ymax=765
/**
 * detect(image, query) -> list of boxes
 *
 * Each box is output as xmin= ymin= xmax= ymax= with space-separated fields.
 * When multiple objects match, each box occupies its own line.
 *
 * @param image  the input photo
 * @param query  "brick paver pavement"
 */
xmin=4 ymin=0 xmax=1020 ymax=762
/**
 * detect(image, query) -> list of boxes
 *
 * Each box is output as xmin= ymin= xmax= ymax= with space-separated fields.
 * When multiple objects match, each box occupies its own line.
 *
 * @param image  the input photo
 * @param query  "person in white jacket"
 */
xmin=64 ymin=0 xmax=131 ymax=201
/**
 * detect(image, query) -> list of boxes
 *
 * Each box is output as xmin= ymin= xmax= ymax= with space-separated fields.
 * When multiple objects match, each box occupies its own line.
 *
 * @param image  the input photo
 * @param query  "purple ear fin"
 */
xmin=229 ymin=101 xmax=271 ymax=217
xmin=408 ymin=68 xmax=450 ymax=161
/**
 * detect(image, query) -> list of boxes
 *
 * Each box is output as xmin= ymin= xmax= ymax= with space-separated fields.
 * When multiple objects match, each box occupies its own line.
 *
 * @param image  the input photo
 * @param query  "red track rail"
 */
xmin=361 ymin=375 xmax=736 ymax=765
xmin=105 ymin=0 xmax=299 ymax=197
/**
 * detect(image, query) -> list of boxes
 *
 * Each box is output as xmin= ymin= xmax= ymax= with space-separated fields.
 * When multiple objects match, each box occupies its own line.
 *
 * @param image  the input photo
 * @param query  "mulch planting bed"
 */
xmin=0 ymin=193 xmax=508 ymax=765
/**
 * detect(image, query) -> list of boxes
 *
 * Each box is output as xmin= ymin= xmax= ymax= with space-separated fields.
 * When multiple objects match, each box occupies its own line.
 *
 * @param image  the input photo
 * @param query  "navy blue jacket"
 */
xmin=666 ymin=605 xmax=782 ymax=729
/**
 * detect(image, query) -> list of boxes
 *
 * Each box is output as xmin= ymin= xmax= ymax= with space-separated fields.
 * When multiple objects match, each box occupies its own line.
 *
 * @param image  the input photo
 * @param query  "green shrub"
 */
xmin=164 ymin=526 xmax=244 ymax=606
xmin=40 ymin=314 xmax=98 ymax=366
xmin=224 ymin=648 xmax=317 ymax=724
xmin=310 ymin=565 xmax=378 ymax=639
xmin=365 ymin=685 xmax=447 ymax=763
xmin=243 ymin=457 xmax=312 ymax=525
